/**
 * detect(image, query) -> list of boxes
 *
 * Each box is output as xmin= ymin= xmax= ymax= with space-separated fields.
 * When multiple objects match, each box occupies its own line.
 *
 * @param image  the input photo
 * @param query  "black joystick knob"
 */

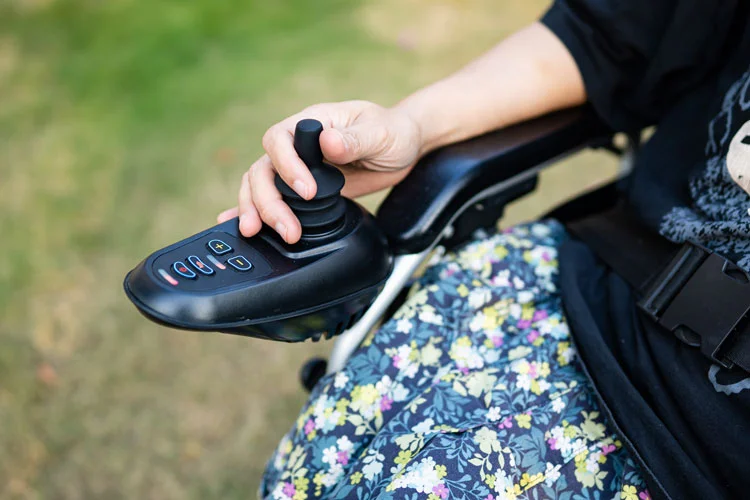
xmin=275 ymin=119 xmax=347 ymax=240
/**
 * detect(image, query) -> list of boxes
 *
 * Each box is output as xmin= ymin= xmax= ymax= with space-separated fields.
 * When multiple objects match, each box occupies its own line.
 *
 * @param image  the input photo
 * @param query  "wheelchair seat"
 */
xmin=288 ymin=107 xmax=750 ymax=500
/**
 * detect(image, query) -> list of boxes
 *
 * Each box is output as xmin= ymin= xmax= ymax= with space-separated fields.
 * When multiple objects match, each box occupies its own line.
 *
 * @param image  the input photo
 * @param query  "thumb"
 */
xmin=320 ymin=124 xmax=385 ymax=165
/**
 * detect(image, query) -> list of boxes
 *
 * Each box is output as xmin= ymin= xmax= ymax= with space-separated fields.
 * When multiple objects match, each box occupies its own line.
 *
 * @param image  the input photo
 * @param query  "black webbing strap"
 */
xmin=566 ymin=203 xmax=750 ymax=373
xmin=565 ymin=203 xmax=677 ymax=292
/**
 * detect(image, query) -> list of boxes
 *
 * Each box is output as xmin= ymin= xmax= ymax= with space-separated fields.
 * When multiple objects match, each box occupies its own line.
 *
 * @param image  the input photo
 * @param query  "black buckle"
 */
xmin=638 ymin=241 xmax=750 ymax=369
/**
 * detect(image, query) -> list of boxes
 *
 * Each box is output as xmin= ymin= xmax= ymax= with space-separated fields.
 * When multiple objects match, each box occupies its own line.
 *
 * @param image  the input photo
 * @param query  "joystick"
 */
xmin=123 ymin=119 xmax=393 ymax=342
xmin=275 ymin=119 xmax=346 ymax=239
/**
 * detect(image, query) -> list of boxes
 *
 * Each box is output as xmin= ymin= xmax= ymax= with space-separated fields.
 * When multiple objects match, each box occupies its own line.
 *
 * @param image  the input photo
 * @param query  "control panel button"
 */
xmin=207 ymin=239 xmax=232 ymax=255
xmin=172 ymin=261 xmax=197 ymax=279
xmin=227 ymin=255 xmax=252 ymax=272
xmin=188 ymin=255 xmax=214 ymax=275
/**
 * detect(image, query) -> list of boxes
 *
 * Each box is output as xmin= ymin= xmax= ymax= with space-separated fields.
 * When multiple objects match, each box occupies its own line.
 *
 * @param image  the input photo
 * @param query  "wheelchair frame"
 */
xmin=302 ymin=107 xmax=637 ymax=387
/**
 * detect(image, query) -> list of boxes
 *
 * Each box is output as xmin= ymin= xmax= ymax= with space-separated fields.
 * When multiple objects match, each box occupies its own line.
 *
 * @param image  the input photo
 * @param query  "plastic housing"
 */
xmin=124 ymin=200 xmax=393 ymax=342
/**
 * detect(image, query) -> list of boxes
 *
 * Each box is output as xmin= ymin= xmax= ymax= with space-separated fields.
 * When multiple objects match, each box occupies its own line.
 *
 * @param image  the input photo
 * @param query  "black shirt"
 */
xmin=542 ymin=1 xmax=750 ymax=498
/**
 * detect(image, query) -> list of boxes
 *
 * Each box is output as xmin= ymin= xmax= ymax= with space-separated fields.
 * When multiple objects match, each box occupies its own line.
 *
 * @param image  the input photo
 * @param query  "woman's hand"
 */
xmin=217 ymin=22 xmax=586 ymax=244
xmin=217 ymin=100 xmax=422 ymax=244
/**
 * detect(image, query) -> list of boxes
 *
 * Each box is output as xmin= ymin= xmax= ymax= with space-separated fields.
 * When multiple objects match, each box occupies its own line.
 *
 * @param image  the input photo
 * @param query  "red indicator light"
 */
xmin=206 ymin=254 xmax=226 ymax=270
xmin=158 ymin=269 xmax=179 ymax=286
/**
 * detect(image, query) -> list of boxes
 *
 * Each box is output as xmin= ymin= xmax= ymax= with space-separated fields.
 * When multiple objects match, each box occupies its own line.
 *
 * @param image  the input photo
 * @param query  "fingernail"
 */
xmin=275 ymin=222 xmax=288 ymax=240
xmin=293 ymin=180 xmax=309 ymax=199
xmin=239 ymin=213 xmax=248 ymax=230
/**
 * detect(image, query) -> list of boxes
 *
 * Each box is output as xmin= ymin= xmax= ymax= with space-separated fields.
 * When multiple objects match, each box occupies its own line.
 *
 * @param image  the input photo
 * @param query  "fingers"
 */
xmin=217 ymin=207 xmax=239 ymax=223
xmin=247 ymin=155 xmax=302 ymax=244
xmin=229 ymin=101 xmax=390 ymax=243
xmin=260 ymin=102 xmax=373 ymax=197
xmin=340 ymin=167 xmax=414 ymax=198
xmin=320 ymin=123 xmax=387 ymax=166
xmin=237 ymin=170 xmax=262 ymax=237
xmin=262 ymin=125 xmax=317 ymax=200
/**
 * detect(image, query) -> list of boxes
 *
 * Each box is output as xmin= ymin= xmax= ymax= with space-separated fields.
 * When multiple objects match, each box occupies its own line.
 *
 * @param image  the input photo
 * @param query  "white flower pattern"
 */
xmin=261 ymin=222 xmax=648 ymax=500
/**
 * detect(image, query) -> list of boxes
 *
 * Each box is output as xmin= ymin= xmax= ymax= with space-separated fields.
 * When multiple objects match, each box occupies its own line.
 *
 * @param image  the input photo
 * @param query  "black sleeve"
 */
xmin=542 ymin=0 xmax=741 ymax=131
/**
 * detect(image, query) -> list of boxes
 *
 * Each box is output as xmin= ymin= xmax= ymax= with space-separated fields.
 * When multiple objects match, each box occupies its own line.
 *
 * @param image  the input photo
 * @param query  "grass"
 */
xmin=0 ymin=0 xmax=616 ymax=498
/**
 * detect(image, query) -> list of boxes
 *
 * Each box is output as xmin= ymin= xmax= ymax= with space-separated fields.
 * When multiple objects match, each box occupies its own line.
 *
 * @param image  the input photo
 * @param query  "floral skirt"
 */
xmin=261 ymin=221 xmax=650 ymax=500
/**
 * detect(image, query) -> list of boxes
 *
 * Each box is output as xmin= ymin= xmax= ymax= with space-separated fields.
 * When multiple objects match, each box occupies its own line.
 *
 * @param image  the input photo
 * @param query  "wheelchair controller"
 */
xmin=123 ymin=119 xmax=393 ymax=342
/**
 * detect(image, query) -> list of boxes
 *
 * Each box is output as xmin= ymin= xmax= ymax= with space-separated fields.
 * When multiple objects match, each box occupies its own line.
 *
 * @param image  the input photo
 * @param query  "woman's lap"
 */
xmin=261 ymin=221 xmax=649 ymax=500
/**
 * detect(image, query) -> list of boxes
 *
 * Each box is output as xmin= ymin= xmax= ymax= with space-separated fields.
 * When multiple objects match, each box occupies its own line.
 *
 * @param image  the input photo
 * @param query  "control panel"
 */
xmin=123 ymin=119 xmax=394 ymax=342
xmin=150 ymin=232 xmax=271 ymax=292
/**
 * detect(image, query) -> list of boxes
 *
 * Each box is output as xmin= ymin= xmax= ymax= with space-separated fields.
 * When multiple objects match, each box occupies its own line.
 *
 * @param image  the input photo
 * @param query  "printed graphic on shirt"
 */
xmin=708 ymin=365 xmax=750 ymax=395
xmin=661 ymin=66 xmax=750 ymax=393
xmin=727 ymin=120 xmax=750 ymax=195
xmin=661 ymin=66 xmax=750 ymax=271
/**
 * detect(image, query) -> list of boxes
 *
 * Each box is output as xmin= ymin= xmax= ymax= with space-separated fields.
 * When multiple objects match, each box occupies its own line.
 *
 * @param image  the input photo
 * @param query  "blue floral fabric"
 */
xmin=261 ymin=221 xmax=650 ymax=500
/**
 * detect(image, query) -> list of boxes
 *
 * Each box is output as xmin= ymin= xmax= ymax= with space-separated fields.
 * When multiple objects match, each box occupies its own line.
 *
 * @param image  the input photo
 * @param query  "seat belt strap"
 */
xmin=567 ymin=203 xmax=750 ymax=373
xmin=565 ymin=202 xmax=677 ymax=292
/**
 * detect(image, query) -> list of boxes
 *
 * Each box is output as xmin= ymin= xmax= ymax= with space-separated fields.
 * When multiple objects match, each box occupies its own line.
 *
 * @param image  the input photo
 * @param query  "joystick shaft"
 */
xmin=275 ymin=119 xmax=347 ymax=240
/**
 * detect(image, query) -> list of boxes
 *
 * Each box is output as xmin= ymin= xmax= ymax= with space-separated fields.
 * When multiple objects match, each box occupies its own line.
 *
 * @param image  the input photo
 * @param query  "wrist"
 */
xmin=394 ymin=87 xmax=463 ymax=158
xmin=392 ymin=95 xmax=453 ymax=158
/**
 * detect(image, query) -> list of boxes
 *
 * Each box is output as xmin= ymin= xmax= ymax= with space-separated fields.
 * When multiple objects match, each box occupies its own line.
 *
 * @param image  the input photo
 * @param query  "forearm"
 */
xmin=396 ymin=22 xmax=585 ymax=156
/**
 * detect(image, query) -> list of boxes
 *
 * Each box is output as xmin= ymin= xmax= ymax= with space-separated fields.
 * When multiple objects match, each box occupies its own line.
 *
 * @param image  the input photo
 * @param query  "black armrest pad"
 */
xmin=375 ymin=107 xmax=613 ymax=254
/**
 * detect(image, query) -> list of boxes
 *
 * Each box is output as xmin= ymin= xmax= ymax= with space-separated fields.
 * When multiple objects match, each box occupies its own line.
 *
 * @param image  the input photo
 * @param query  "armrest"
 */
xmin=375 ymin=106 xmax=614 ymax=254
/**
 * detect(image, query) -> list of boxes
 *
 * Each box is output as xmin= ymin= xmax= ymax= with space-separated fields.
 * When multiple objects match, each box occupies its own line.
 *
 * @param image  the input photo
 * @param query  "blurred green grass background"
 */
xmin=0 ymin=0 xmax=616 ymax=498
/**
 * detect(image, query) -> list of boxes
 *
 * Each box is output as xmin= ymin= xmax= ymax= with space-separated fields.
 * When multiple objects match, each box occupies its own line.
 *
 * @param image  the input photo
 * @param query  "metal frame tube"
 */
xmin=326 ymin=249 xmax=432 ymax=373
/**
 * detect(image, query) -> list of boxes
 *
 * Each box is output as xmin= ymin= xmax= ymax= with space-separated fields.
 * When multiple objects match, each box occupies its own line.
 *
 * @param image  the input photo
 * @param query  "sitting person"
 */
xmin=218 ymin=0 xmax=750 ymax=498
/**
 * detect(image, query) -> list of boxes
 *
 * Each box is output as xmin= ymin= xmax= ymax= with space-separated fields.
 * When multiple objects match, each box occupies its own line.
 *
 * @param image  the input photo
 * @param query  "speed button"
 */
xmin=188 ymin=255 xmax=214 ymax=275
xmin=227 ymin=255 xmax=252 ymax=272
xmin=172 ymin=261 xmax=197 ymax=279
xmin=207 ymin=239 xmax=232 ymax=255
